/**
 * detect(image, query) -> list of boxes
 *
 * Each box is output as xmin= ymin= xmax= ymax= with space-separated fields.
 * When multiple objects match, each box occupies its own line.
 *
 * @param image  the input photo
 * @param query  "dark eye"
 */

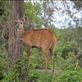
xmin=21 ymin=23 xmax=22 ymax=24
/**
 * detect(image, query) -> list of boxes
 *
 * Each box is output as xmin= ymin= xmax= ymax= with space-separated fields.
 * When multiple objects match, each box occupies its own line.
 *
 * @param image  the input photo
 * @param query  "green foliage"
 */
xmin=2 ymin=60 xmax=28 ymax=82
xmin=0 ymin=27 xmax=82 ymax=82
xmin=0 ymin=0 xmax=9 ymax=21
xmin=59 ymin=69 xmax=82 ymax=82
xmin=0 ymin=1 xmax=82 ymax=82
xmin=28 ymin=70 xmax=40 ymax=82
xmin=27 ymin=52 xmax=82 ymax=82
xmin=27 ymin=68 xmax=82 ymax=82
xmin=2 ymin=69 xmax=20 ymax=82
xmin=24 ymin=2 xmax=42 ymax=27
xmin=55 ymin=28 xmax=79 ymax=59
xmin=30 ymin=49 xmax=44 ymax=69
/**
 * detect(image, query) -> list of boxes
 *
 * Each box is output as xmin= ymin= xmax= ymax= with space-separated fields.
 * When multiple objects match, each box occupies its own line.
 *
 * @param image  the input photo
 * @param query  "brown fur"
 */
xmin=16 ymin=18 xmax=57 ymax=72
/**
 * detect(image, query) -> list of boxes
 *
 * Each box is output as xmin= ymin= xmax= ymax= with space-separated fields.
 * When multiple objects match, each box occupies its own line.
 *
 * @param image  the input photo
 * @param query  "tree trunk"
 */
xmin=8 ymin=0 xmax=24 ymax=69
xmin=8 ymin=0 xmax=18 ymax=69
xmin=8 ymin=0 xmax=28 ymax=82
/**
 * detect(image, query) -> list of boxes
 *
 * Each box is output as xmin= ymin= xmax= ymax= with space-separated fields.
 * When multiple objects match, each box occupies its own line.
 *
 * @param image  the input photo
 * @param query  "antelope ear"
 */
xmin=15 ymin=19 xmax=18 ymax=23
xmin=15 ymin=17 xmax=19 ymax=23
xmin=15 ymin=14 xmax=19 ymax=21
xmin=22 ymin=17 xmax=28 ymax=24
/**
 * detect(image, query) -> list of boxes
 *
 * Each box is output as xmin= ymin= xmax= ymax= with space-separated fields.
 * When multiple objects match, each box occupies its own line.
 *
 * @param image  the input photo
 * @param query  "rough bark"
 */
xmin=8 ymin=0 xmax=18 ymax=68
xmin=8 ymin=0 xmax=28 ymax=82
xmin=8 ymin=0 xmax=24 ymax=68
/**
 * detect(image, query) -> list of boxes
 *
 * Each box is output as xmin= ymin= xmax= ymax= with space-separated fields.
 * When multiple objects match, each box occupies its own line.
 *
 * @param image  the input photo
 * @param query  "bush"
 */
xmin=59 ymin=69 xmax=82 ymax=82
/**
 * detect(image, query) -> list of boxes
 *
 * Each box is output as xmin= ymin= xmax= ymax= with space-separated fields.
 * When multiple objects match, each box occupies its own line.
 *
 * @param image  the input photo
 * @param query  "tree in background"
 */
xmin=24 ymin=2 xmax=42 ymax=29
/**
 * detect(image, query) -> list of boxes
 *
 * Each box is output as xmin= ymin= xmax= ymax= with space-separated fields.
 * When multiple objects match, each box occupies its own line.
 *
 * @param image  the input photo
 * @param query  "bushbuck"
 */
xmin=16 ymin=18 xmax=57 ymax=72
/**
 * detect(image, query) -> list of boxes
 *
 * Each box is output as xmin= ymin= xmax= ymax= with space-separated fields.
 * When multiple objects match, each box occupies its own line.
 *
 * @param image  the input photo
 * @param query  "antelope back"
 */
xmin=22 ymin=29 xmax=57 ymax=49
